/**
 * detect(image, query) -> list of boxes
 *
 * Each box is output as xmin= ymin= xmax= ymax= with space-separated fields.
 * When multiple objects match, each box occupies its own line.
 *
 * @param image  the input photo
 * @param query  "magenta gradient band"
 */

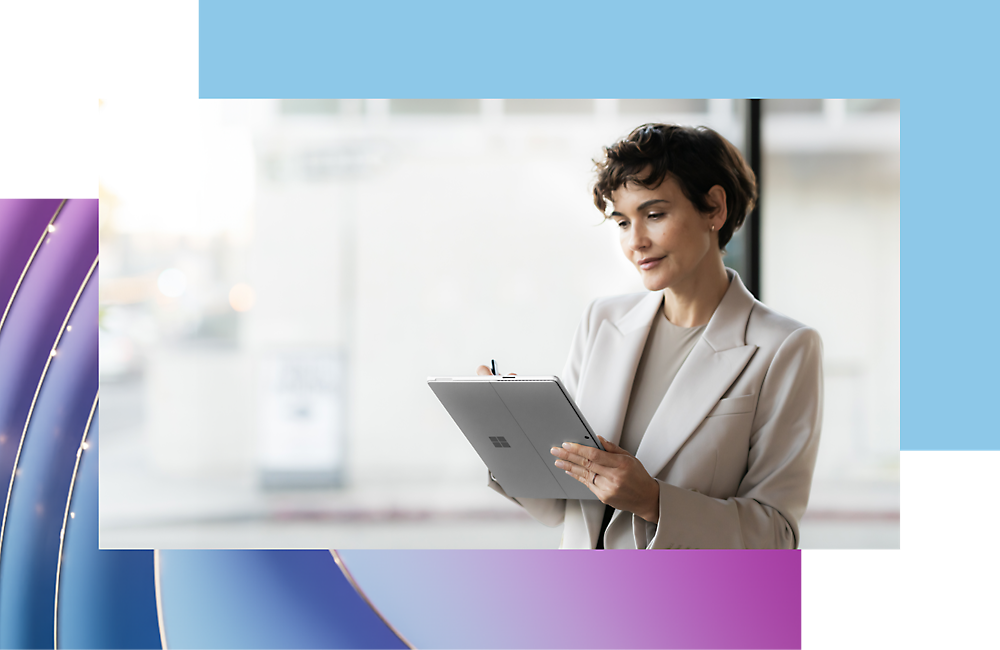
xmin=338 ymin=549 xmax=801 ymax=649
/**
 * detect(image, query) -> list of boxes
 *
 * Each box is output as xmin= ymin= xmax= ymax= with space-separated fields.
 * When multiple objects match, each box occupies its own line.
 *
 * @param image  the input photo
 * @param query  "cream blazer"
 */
xmin=488 ymin=270 xmax=823 ymax=549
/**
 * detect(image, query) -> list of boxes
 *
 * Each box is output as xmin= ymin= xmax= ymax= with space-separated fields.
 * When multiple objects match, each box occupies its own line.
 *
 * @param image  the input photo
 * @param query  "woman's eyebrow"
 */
xmin=610 ymin=199 xmax=669 ymax=216
xmin=637 ymin=199 xmax=669 ymax=210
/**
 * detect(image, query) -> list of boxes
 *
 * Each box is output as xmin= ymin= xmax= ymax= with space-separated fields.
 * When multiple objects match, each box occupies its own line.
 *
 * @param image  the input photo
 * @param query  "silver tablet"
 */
xmin=427 ymin=375 xmax=605 ymax=500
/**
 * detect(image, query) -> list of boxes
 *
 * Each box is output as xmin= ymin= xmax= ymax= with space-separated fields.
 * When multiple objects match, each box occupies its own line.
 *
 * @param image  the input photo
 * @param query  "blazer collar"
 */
xmin=575 ymin=269 xmax=757 ymax=547
xmin=613 ymin=289 xmax=665 ymax=335
xmin=701 ymin=269 xmax=756 ymax=351
xmin=632 ymin=268 xmax=759 ymax=478
xmin=613 ymin=269 xmax=756 ymax=348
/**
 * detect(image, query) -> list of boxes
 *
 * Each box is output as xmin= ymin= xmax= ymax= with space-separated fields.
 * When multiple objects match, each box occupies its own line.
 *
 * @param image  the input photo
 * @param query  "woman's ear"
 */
xmin=706 ymin=185 xmax=728 ymax=230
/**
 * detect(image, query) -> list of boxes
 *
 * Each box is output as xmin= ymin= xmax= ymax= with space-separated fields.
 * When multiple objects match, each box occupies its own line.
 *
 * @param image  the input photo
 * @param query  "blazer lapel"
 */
xmin=572 ymin=290 xmax=662 ymax=547
xmin=574 ymin=290 xmax=663 ymax=447
xmin=634 ymin=271 xmax=759 ymax=480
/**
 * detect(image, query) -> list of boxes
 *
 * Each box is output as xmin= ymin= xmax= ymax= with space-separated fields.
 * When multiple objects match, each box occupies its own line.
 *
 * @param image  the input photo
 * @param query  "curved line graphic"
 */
xmin=53 ymin=390 xmax=99 ymax=649
xmin=0 ymin=256 xmax=98 ymax=565
xmin=154 ymin=549 xmax=168 ymax=650
xmin=330 ymin=550 xmax=416 ymax=650
xmin=0 ymin=200 xmax=66 ymax=339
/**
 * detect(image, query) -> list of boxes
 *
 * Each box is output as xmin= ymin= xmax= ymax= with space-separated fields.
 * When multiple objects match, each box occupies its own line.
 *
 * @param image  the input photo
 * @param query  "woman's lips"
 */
xmin=638 ymin=257 xmax=663 ymax=270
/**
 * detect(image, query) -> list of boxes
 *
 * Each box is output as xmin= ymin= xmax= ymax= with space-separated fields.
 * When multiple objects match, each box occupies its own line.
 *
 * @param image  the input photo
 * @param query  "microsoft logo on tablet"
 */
xmin=489 ymin=436 xmax=511 ymax=448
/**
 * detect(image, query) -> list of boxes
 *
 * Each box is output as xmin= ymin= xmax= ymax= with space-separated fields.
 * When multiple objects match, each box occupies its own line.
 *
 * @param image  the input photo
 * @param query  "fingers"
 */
xmin=565 ymin=471 xmax=601 ymax=494
xmin=557 ymin=458 xmax=592 ymax=482
xmin=550 ymin=440 xmax=632 ymax=480
xmin=559 ymin=441 xmax=606 ymax=463
xmin=552 ymin=457 xmax=591 ymax=480
xmin=597 ymin=435 xmax=627 ymax=454
xmin=550 ymin=445 xmax=597 ymax=471
xmin=558 ymin=461 xmax=602 ymax=495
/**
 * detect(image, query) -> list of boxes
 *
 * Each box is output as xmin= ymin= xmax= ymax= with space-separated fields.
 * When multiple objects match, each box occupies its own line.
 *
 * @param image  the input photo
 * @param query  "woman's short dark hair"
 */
xmin=592 ymin=123 xmax=757 ymax=250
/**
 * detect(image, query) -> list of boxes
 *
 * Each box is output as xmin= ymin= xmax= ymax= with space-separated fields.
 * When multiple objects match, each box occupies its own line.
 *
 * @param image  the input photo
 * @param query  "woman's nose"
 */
xmin=628 ymin=224 xmax=649 ymax=250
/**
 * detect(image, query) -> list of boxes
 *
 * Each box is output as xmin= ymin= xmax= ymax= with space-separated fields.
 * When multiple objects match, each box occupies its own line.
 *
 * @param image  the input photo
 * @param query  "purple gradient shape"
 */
xmin=0 ymin=274 xmax=99 ymax=647
xmin=338 ymin=549 xmax=800 ymax=649
xmin=0 ymin=199 xmax=64 ymax=316
xmin=0 ymin=199 xmax=97 ymax=522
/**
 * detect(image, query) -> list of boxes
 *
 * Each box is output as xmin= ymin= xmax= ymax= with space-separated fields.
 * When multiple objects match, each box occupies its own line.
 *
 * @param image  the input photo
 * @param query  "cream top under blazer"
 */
xmin=488 ymin=270 xmax=823 ymax=549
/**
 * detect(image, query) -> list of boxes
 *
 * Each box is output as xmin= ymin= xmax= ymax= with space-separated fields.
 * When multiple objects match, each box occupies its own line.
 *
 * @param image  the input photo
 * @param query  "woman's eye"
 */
xmin=616 ymin=220 xmax=629 ymax=229
xmin=647 ymin=212 xmax=665 ymax=220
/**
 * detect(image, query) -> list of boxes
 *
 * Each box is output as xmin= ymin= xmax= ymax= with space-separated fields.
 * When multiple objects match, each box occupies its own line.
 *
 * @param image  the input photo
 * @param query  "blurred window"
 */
xmin=504 ymin=99 xmax=594 ymax=114
xmin=846 ymin=98 xmax=900 ymax=113
xmin=761 ymin=98 xmax=900 ymax=484
xmin=766 ymin=98 xmax=824 ymax=113
xmin=390 ymin=99 xmax=480 ymax=114
xmin=280 ymin=99 xmax=341 ymax=115
xmin=618 ymin=98 xmax=708 ymax=114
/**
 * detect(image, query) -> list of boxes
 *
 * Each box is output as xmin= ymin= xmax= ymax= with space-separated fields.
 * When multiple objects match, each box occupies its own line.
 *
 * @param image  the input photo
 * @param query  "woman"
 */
xmin=480 ymin=123 xmax=823 ymax=550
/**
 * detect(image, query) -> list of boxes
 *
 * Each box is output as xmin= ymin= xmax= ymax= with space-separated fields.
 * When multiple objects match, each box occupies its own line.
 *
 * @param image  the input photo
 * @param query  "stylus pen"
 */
xmin=491 ymin=359 xmax=498 ymax=376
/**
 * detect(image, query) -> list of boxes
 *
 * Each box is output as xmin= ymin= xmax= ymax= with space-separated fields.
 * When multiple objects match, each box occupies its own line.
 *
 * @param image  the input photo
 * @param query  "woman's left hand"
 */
xmin=551 ymin=436 xmax=660 ymax=523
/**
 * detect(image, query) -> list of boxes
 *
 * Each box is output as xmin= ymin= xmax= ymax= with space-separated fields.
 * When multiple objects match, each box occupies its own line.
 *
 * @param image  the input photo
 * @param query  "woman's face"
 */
xmin=610 ymin=175 xmax=726 ymax=293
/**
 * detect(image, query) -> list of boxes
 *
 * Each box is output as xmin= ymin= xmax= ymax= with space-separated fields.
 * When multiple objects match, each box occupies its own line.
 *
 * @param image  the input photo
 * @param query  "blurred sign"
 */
xmin=258 ymin=351 xmax=345 ymax=488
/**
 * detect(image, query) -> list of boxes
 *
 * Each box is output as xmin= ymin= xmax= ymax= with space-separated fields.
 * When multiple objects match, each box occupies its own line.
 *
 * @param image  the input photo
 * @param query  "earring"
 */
xmin=710 ymin=226 xmax=715 ymax=232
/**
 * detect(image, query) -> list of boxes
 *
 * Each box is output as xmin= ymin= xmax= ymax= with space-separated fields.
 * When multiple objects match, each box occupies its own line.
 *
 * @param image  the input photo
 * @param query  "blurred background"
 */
xmin=99 ymin=98 xmax=899 ymax=549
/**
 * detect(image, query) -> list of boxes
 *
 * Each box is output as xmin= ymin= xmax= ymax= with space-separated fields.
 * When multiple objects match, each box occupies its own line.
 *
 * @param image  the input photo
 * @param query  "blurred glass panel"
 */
xmin=280 ymin=99 xmax=341 ymax=115
xmin=766 ymin=98 xmax=823 ymax=113
xmin=722 ymin=221 xmax=751 ymax=285
xmin=847 ymin=98 xmax=900 ymax=113
xmin=504 ymin=99 xmax=594 ymax=114
xmin=761 ymin=100 xmax=900 ymax=537
xmin=390 ymin=99 xmax=480 ymax=114
xmin=619 ymin=98 xmax=708 ymax=114
xmin=715 ymin=99 xmax=753 ymax=293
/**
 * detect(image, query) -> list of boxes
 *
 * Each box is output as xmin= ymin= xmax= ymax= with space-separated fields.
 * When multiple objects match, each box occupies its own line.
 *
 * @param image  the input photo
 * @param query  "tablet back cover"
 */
xmin=428 ymin=378 xmax=600 ymax=500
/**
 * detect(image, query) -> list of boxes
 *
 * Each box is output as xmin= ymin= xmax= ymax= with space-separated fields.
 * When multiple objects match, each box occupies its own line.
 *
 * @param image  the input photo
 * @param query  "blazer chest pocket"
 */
xmin=706 ymin=393 xmax=757 ymax=417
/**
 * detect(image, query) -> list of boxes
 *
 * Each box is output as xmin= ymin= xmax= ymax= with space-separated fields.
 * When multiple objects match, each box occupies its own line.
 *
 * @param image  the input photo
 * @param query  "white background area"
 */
xmin=0 ymin=1 xmax=985 ymax=648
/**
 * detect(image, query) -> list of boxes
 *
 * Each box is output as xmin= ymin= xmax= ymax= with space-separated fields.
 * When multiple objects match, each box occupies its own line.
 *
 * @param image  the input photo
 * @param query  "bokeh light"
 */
xmin=228 ymin=283 xmax=255 ymax=312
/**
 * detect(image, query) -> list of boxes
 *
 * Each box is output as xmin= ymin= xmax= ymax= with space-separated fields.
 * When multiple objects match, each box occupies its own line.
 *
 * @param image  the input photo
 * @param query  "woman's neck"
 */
xmin=662 ymin=256 xmax=730 ymax=328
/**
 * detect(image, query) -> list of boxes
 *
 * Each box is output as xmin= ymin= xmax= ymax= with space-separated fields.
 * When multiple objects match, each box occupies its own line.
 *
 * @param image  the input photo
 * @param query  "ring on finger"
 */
xmin=591 ymin=472 xmax=598 ymax=486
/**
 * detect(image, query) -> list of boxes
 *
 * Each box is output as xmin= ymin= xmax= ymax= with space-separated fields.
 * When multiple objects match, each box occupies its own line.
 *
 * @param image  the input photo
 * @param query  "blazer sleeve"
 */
xmin=642 ymin=326 xmax=824 ymax=549
xmin=484 ymin=299 xmax=600 ymax=529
